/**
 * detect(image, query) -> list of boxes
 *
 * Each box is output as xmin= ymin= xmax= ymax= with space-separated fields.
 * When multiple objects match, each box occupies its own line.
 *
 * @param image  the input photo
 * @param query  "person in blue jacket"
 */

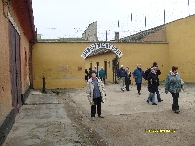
xmin=99 ymin=67 xmax=106 ymax=84
xmin=117 ymin=65 xmax=126 ymax=92
xmin=132 ymin=64 xmax=145 ymax=95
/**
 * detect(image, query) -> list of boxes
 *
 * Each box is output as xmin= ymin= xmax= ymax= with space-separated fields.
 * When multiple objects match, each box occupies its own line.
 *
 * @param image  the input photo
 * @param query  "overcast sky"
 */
xmin=32 ymin=0 xmax=195 ymax=41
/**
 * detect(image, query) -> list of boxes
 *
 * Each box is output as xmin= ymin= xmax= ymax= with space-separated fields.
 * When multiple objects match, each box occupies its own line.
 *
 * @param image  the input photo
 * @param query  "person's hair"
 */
xmin=172 ymin=66 xmax=178 ymax=72
xmin=126 ymin=67 xmax=129 ymax=69
xmin=91 ymin=70 xmax=97 ymax=74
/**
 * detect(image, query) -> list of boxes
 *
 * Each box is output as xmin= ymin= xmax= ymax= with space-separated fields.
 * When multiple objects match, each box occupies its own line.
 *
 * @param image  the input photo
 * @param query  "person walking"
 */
xmin=152 ymin=62 xmax=163 ymax=102
xmin=85 ymin=69 xmax=89 ymax=82
xmin=94 ymin=66 xmax=98 ymax=77
xmin=132 ymin=64 xmax=145 ymax=95
xmin=125 ymin=67 xmax=131 ymax=91
xmin=99 ymin=67 xmax=106 ymax=84
xmin=88 ymin=67 xmax=92 ymax=77
xmin=165 ymin=66 xmax=184 ymax=114
xmin=117 ymin=65 xmax=126 ymax=92
xmin=146 ymin=68 xmax=158 ymax=105
xmin=86 ymin=70 xmax=106 ymax=120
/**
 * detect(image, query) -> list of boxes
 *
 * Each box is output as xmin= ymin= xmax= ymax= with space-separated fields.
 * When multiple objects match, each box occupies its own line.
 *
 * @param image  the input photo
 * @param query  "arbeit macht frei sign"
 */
xmin=81 ymin=42 xmax=123 ymax=59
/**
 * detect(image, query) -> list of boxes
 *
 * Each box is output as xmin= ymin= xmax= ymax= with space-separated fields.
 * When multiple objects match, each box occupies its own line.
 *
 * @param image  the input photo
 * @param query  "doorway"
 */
xmin=104 ymin=61 xmax=107 ymax=79
xmin=96 ymin=62 xmax=99 ymax=76
xmin=112 ymin=58 xmax=119 ymax=84
xmin=9 ymin=22 xmax=22 ymax=116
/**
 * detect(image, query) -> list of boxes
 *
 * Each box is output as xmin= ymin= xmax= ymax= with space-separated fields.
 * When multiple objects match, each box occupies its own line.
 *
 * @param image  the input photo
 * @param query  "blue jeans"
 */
xmin=148 ymin=92 xmax=156 ymax=104
xmin=156 ymin=86 xmax=161 ymax=101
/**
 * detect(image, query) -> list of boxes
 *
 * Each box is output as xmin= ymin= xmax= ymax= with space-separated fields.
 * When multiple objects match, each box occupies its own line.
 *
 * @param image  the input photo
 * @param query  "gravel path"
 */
xmin=59 ymin=82 xmax=195 ymax=146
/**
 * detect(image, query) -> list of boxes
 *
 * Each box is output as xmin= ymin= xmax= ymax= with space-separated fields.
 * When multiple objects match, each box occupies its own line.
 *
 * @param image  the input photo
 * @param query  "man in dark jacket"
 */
xmin=152 ymin=62 xmax=163 ymax=102
xmin=125 ymin=67 xmax=131 ymax=91
xmin=146 ymin=68 xmax=158 ymax=105
xmin=85 ymin=69 xmax=89 ymax=82
xmin=117 ymin=65 xmax=126 ymax=92
xmin=88 ymin=67 xmax=92 ymax=77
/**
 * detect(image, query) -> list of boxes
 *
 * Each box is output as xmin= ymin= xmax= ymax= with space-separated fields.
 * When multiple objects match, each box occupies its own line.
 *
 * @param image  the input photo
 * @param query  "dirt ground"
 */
xmin=57 ymin=82 xmax=195 ymax=146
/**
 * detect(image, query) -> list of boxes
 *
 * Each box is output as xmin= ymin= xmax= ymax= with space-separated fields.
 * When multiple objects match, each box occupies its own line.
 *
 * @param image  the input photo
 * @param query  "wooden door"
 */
xmin=9 ymin=22 xmax=22 ymax=116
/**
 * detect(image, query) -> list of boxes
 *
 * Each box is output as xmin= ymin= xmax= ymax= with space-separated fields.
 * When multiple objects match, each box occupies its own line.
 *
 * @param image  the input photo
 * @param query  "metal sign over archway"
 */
xmin=81 ymin=42 xmax=123 ymax=59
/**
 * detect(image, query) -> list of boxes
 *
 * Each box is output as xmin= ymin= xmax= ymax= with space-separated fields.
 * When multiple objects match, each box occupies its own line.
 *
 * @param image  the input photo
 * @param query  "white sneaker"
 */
xmin=91 ymin=117 xmax=95 ymax=121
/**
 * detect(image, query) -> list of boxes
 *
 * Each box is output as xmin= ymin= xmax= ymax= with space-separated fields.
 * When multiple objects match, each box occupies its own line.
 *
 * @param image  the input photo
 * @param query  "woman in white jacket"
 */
xmin=86 ymin=70 xmax=106 ymax=121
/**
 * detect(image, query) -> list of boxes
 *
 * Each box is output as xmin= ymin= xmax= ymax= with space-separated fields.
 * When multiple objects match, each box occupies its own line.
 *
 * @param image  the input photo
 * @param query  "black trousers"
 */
xmin=100 ymin=77 xmax=105 ymax=84
xmin=125 ymin=78 xmax=130 ymax=91
xmin=91 ymin=97 xmax=102 ymax=117
xmin=171 ymin=93 xmax=179 ymax=111
xmin=137 ymin=83 xmax=141 ymax=93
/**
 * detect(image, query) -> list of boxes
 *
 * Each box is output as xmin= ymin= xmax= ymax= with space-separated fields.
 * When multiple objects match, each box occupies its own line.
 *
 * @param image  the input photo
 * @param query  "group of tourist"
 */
xmin=86 ymin=62 xmax=184 ymax=121
xmin=85 ymin=66 xmax=106 ymax=84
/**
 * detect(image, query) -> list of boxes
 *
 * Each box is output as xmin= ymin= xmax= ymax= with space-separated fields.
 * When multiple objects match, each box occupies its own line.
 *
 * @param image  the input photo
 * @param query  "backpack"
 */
xmin=144 ymin=68 xmax=151 ymax=80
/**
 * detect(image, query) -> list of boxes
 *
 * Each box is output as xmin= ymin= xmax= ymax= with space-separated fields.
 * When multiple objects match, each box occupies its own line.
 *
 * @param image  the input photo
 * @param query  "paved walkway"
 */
xmin=3 ymin=91 xmax=82 ymax=146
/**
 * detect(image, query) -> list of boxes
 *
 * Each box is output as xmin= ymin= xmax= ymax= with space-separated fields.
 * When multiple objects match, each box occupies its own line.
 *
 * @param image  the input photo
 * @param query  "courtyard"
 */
xmin=3 ymin=82 xmax=195 ymax=146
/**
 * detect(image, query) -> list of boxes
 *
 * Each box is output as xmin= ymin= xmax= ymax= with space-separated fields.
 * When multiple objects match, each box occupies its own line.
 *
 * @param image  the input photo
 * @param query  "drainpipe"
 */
xmin=42 ymin=76 xmax=47 ymax=94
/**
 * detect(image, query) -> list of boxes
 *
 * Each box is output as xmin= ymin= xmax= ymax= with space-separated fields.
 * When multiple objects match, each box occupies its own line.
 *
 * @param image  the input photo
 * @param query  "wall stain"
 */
xmin=57 ymin=66 xmax=71 ymax=72
xmin=54 ymin=75 xmax=84 ymax=80
xmin=43 ymin=68 xmax=52 ymax=72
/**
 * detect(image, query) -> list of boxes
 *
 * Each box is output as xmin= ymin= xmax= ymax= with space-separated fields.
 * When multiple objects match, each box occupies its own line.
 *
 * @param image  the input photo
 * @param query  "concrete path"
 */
xmin=3 ymin=91 xmax=82 ymax=146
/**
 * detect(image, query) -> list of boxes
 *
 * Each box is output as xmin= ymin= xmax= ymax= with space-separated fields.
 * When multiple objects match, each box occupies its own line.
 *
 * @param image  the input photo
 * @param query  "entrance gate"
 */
xmin=81 ymin=42 xmax=123 ymax=83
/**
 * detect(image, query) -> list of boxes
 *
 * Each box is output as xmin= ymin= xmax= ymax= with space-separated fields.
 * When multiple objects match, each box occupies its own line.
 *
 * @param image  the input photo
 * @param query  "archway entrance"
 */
xmin=81 ymin=42 xmax=123 ymax=59
xmin=81 ymin=42 xmax=123 ymax=83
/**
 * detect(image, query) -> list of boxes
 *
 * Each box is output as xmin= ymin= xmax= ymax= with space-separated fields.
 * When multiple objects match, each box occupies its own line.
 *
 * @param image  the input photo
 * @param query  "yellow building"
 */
xmin=84 ymin=15 xmax=195 ymax=83
xmin=32 ymin=42 xmax=89 ymax=89
xmin=32 ymin=14 xmax=195 ymax=90
xmin=0 ymin=0 xmax=35 ymax=144
xmin=166 ymin=15 xmax=195 ymax=81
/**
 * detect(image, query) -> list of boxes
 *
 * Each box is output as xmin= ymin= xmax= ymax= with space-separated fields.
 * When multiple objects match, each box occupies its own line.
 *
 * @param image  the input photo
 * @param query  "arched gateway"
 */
xmin=81 ymin=42 xmax=123 ymax=59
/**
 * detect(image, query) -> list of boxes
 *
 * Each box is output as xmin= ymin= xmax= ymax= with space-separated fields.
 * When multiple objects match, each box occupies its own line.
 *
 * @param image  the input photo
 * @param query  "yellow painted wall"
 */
xmin=118 ymin=43 xmax=169 ymax=83
xmin=85 ymin=52 xmax=114 ymax=82
xmin=32 ymin=15 xmax=195 ymax=89
xmin=0 ymin=2 xmax=31 ymax=122
xmin=166 ymin=15 xmax=195 ymax=82
xmin=85 ymin=43 xmax=169 ymax=83
xmin=32 ymin=43 xmax=90 ymax=89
